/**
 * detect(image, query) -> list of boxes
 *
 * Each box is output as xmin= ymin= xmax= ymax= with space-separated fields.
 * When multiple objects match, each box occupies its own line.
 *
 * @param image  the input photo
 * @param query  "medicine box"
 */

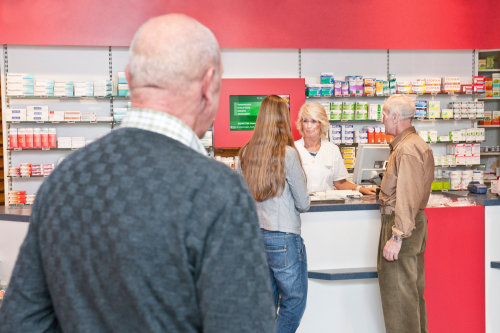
xmin=57 ymin=137 xmax=72 ymax=149
xmin=7 ymin=108 xmax=27 ymax=121
xmin=71 ymin=137 xmax=86 ymax=149
xmin=49 ymin=111 xmax=65 ymax=122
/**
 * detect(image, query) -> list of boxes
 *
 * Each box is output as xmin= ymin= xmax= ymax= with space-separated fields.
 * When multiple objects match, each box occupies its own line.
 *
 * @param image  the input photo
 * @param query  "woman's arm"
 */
xmin=333 ymin=179 xmax=377 ymax=195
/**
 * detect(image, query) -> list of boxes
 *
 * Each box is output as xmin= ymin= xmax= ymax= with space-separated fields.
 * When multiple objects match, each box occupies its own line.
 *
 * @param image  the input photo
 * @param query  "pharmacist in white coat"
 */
xmin=295 ymin=102 xmax=377 ymax=195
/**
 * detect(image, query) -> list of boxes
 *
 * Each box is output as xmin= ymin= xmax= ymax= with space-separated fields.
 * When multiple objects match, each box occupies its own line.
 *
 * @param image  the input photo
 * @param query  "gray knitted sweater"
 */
xmin=0 ymin=128 xmax=275 ymax=333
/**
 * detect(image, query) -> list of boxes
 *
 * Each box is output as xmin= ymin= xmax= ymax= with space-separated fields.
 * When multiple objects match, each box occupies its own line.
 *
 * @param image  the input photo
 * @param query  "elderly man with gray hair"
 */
xmin=0 ymin=14 xmax=275 ymax=333
xmin=377 ymin=94 xmax=435 ymax=333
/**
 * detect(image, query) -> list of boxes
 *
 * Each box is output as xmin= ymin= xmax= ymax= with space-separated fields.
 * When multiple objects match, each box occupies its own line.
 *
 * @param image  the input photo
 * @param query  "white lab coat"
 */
xmin=295 ymin=138 xmax=349 ymax=193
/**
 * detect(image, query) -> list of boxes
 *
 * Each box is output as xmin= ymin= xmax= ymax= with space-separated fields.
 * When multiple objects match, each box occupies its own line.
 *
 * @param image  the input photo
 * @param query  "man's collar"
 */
xmin=389 ymin=126 xmax=416 ymax=151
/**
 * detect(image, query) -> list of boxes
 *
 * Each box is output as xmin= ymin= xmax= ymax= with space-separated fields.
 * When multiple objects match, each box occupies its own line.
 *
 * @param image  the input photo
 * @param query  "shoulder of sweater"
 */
xmin=71 ymin=128 xmax=246 ymax=188
xmin=285 ymin=145 xmax=300 ymax=159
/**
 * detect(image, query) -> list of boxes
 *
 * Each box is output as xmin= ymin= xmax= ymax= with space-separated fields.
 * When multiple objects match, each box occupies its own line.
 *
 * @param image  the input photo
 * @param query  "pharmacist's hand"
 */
xmin=360 ymin=186 xmax=377 ymax=196
xmin=383 ymin=237 xmax=402 ymax=261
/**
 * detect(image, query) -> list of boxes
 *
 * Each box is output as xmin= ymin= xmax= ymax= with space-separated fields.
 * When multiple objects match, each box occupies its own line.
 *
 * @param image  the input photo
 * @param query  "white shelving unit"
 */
xmin=1 ymin=47 xmax=490 ymax=205
xmin=476 ymin=49 xmax=500 ymax=176
xmin=1 ymin=45 xmax=131 ymax=204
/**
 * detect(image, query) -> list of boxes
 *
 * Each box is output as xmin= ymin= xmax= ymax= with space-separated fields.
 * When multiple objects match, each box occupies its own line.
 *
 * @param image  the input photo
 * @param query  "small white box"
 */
xmin=64 ymin=111 xmax=81 ymax=121
xmin=27 ymin=109 xmax=49 ymax=122
xmin=81 ymin=113 xmax=97 ymax=122
xmin=71 ymin=137 xmax=86 ymax=149
xmin=471 ymin=143 xmax=481 ymax=155
xmin=7 ymin=108 xmax=27 ymax=121
xmin=428 ymin=130 xmax=438 ymax=143
xmin=464 ymin=144 xmax=472 ymax=157
xmin=57 ymin=137 xmax=72 ymax=149
xmin=27 ymin=105 xmax=49 ymax=113
xmin=49 ymin=111 xmax=65 ymax=122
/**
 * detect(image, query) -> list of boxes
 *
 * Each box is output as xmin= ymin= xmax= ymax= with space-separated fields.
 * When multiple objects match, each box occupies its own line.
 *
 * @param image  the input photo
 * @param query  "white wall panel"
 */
xmin=111 ymin=47 xmax=129 ymax=78
xmin=7 ymin=46 xmax=110 ymax=81
xmin=221 ymin=49 xmax=299 ymax=78
xmin=389 ymin=49 xmax=473 ymax=82
xmin=301 ymin=49 xmax=387 ymax=84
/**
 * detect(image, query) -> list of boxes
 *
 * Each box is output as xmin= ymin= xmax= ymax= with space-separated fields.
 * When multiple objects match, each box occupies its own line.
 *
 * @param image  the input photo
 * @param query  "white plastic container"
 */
xmin=450 ymin=171 xmax=462 ymax=190
xmin=461 ymin=170 xmax=473 ymax=190
xmin=491 ymin=179 xmax=498 ymax=194
xmin=472 ymin=170 xmax=484 ymax=184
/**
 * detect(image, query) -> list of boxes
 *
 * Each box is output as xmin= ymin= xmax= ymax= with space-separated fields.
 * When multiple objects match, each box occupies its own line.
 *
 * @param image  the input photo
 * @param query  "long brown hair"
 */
xmin=239 ymin=95 xmax=300 ymax=202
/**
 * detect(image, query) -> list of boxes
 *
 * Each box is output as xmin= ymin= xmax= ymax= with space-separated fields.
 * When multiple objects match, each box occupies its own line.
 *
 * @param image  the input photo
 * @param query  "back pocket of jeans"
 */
xmin=264 ymin=244 xmax=287 ymax=270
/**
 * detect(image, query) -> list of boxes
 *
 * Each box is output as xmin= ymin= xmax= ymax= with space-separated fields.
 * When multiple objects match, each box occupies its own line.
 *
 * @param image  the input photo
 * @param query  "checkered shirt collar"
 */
xmin=120 ymin=108 xmax=206 ymax=156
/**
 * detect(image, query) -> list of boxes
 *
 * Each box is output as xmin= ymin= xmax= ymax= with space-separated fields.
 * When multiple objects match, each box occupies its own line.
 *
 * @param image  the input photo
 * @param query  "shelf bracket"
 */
xmin=2 ymin=45 xmax=12 ymax=195
xmin=3 ymin=45 xmax=8 ymax=108
xmin=386 ymin=49 xmax=390 ymax=78
xmin=108 ymin=46 xmax=114 ymax=126
xmin=298 ymin=48 xmax=302 ymax=79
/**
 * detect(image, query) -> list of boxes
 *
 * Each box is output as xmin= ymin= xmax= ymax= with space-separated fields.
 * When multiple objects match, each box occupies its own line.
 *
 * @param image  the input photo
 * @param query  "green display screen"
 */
xmin=229 ymin=95 xmax=289 ymax=131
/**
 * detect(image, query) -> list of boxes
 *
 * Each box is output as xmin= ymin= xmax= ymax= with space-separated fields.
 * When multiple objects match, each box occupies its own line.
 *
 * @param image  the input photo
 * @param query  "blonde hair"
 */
xmin=296 ymin=102 xmax=330 ymax=140
xmin=239 ymin=95 xmax=301 ymax=202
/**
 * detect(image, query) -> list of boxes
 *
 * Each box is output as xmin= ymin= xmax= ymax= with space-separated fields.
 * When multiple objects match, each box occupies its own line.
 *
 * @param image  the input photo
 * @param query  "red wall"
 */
xmin=214 ymin=78 xmax=305 ymax=148
xmin=425 ymin=206 xmax=485 ymax=333
xmin=1 ymin=0 xmax=499 ymax=48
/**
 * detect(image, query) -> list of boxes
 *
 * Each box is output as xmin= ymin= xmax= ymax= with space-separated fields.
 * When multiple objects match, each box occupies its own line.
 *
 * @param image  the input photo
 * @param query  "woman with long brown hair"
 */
xmin=239 ymin=95 xmax=310 ymax=332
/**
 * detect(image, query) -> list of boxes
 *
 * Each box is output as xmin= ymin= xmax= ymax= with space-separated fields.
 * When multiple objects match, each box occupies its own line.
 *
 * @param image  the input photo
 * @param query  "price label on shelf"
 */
xmin=41 ymin=148 xmax=50 ymax=151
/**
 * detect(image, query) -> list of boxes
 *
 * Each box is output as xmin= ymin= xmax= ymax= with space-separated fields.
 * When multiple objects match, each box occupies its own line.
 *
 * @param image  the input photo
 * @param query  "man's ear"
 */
xmin=392 ymin=111 xmax=400 ymax=122
xmin=201 ymin=67 xmax=216 ymax=107
xmin=125 ymin=65 xmax=132 ymax=88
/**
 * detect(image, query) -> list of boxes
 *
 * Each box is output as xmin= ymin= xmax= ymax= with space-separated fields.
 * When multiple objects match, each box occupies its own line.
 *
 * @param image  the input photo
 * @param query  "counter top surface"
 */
xmin=308 ymin=191 xmax=500 ymax=213
xmin=0 ymin=192 xmax=499 ymax=221
xmin=0 ymin=206 xmax=31 ymax=222
xmin=309 ymin=196 xmax=380 ymax=212
xmin=441 ymin=191 xmax=500 ymax=207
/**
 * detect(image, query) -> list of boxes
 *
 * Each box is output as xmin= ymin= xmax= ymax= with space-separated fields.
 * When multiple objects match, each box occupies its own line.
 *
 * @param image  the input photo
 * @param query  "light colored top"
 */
xmin=255 ymin=146 xmax=310 ymax=235
xmin=295 ymin=138 xmax=349 ymax=193
xmin=380 ymin=126 xmax=435 ymax=238
xmin=120 ymin=108 xmax=206 ymax=155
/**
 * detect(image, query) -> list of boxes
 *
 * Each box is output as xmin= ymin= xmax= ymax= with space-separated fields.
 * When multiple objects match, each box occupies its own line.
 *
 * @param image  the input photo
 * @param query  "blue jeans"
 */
xmin=261 ymin=229 xmax=308 ymax=333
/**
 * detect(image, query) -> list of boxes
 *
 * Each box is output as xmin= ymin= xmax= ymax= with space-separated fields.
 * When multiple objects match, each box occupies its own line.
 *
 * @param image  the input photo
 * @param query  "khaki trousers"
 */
xmin=377 ymin=210 xmax=428 ymax=333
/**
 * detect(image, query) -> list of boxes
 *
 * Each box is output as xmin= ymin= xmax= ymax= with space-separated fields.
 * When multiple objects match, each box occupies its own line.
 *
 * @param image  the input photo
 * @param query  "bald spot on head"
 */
xmin=128 ymin=14 xmax=220 ymax=93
